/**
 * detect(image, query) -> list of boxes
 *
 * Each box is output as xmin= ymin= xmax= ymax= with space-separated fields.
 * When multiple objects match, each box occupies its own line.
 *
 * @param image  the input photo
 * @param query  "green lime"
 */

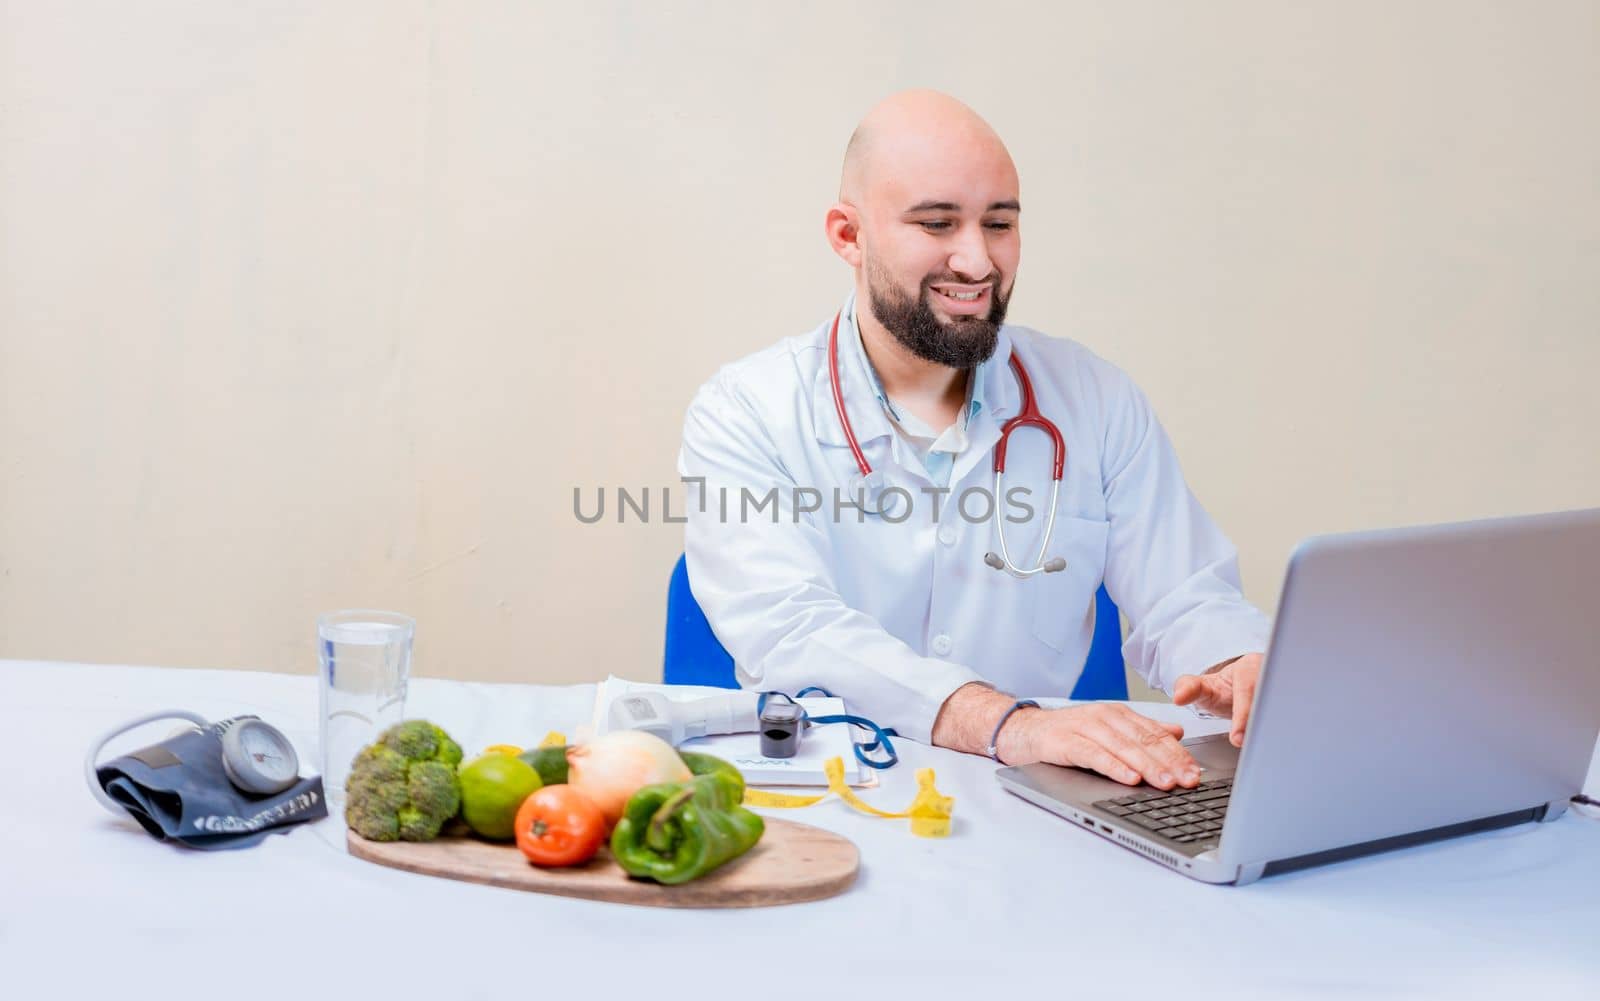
xmin=458 ymin=754 xmax=543 ymax=841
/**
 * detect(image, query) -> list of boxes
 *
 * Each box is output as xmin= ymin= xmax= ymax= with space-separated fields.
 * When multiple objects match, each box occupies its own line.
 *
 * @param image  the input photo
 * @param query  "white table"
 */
xmin=4 ymin=659 xmax=1598 ymax=1000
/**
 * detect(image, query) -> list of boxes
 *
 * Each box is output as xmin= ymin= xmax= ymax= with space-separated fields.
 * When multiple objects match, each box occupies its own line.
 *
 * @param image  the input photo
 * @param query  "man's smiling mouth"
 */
xmin=933 ymin=285 xmax=989 ymax=299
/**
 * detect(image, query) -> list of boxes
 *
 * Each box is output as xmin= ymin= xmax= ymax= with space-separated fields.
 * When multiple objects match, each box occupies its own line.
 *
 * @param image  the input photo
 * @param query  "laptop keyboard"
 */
xmin=1093 ymin=778 xmax=1231 ymax=847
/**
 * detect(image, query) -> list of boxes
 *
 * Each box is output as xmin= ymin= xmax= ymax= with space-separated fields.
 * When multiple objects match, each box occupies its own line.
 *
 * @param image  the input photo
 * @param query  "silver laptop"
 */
xmin=996 ymin=507 xmax=1600 ymax=885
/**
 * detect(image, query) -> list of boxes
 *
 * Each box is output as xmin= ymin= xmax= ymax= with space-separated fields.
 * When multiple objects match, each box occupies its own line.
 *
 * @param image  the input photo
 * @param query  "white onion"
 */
xmin=566 ymin=730 xmax=691 ymax=828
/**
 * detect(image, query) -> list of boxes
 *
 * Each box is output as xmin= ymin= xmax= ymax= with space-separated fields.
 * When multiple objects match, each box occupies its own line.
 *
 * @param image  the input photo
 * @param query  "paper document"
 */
xmin=591 ymin=676 xmax=873 ymax=787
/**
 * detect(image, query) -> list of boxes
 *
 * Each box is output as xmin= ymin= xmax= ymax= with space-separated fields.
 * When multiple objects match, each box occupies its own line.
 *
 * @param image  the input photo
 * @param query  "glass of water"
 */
xmin=317 ymin=609 xmax=414 ymax=809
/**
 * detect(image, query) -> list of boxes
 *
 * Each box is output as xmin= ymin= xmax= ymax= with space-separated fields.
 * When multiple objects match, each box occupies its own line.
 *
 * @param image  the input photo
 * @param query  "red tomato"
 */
xmin=515 ymin=785 xmax=606 ymax=867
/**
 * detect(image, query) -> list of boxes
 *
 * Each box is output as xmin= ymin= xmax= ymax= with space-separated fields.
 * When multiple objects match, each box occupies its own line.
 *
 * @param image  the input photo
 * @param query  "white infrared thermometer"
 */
xmin=605 ymin=690 xmax=760 ymax=746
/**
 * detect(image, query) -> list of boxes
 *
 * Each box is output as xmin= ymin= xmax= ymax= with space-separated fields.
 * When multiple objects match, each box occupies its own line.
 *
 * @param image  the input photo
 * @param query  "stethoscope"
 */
xmin=826 ymin=310 xmax=1067 ymax=578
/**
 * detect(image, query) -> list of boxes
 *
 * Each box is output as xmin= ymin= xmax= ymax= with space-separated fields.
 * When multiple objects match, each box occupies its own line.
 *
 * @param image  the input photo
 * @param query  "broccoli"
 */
xmin=344 ymin=720 xmax=464 ymax=842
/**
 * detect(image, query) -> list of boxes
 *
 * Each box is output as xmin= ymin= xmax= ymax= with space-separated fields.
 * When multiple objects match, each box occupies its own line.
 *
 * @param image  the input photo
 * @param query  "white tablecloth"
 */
xmin=4 ymin=659 xmax=1598 ymax=1000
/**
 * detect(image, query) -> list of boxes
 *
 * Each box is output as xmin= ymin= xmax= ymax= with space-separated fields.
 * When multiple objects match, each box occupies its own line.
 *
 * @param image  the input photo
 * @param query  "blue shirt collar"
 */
xmin=849 ymin=301 xmax=986 ymax=430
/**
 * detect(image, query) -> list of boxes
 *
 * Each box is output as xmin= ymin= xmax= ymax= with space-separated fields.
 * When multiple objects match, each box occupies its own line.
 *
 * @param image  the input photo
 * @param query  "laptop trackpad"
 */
xmin=1183 ymin=732 xmax=1241 ymax=773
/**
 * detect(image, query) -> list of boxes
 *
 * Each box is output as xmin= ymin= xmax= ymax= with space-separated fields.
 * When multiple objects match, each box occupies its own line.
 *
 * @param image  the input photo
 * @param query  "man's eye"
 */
xmin=919 ymin=221 xmax=952 ymax=232
xmin=985 ymin=221 xmax=1015 ymax=231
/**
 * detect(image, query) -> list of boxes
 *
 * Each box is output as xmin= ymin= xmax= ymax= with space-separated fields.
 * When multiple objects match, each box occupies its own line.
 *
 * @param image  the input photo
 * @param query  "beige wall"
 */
xmin=3 ymin=2 xmax=1596 ymax=685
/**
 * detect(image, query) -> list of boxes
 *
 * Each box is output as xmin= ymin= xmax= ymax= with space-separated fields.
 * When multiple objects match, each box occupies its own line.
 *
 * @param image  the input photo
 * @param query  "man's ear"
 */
xmin=824 ymin=203 xmax=863 ymax=267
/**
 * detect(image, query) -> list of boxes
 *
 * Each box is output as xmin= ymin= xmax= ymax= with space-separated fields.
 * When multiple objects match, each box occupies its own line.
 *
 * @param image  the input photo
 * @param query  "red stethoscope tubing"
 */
xmin=825 ymin=309 xmax=1065 ymax=481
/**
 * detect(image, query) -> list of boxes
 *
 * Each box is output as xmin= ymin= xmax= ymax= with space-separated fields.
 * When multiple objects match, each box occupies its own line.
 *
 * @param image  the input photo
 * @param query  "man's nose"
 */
xmin=948 ymin=223 xmax=995 ymax=283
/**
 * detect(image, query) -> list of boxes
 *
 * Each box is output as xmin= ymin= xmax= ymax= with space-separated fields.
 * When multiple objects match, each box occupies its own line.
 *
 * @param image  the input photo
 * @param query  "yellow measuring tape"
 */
xmin=489 ymin=737 xmax=952 ymax=838
xmin=742 ymin=756 xmax=954 ymax=838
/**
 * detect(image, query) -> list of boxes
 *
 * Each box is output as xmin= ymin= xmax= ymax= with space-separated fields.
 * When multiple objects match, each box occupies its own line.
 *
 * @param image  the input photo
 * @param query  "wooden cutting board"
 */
xmin=346 ymin=817 xmax=858 ymax=908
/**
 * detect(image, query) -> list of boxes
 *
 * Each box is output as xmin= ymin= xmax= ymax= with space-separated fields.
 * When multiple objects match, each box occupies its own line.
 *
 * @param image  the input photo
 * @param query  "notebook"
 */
xmin=589 ymin=676 xmax=874 ymax=787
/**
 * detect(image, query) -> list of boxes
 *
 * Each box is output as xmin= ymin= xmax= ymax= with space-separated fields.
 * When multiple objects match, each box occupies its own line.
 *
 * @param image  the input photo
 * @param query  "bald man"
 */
xmin=677 ymin=91 xmax=1269 ymax=791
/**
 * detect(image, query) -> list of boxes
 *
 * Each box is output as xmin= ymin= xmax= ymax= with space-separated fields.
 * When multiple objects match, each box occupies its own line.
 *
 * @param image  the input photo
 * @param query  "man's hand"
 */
xmin=998 ymin=703 xmax=1200 ymax=789
xmin=931 ymin=683 xmax=1200 ymax=788
xmin=1171 ymin=652 xmax=1264 ymax=748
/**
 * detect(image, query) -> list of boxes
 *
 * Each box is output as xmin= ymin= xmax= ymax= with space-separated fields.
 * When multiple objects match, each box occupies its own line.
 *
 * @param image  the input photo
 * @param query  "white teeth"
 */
xmin=939 ymin=289 xmax=983 ymax=301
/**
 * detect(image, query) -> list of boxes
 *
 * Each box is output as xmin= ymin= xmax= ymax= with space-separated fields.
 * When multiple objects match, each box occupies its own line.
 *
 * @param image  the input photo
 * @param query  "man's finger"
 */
xmin=1173 ymin=673 xmax=1228 ymax=713
xmin=1230 ymin=671 xmax=1258 ymax=747
xmin=1105 ymin=709 xmax=1199 ymax=785
xmin=1061 ymin=734 xmax=1140 ymax=786
xmin=1084 ymin=721 xmax=1184 ymax=789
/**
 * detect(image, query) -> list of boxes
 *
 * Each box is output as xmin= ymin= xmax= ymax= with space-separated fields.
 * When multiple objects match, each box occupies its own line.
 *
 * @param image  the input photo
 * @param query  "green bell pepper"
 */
xmin=677 ymin=750 xmax=745 ymax=793
xmin=610 ymin=771 xmax=764 ymax=885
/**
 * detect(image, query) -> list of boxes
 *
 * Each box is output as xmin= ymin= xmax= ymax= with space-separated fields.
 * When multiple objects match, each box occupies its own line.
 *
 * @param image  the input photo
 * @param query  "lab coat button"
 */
xmin=931 ymin=634 xmax=953 ymax=656
xmin=938 ymin=526 xmax=957 ymax=546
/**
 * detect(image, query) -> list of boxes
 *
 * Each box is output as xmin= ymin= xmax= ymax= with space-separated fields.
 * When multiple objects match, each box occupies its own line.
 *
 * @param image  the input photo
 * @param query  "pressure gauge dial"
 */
xmin=220 ymin=717 xmax=300 ymax=795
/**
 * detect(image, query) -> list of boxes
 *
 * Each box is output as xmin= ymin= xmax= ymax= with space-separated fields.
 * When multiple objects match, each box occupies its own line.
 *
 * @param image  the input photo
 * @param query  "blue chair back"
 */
xmin=1071 ymin=581 xmax=1129 ymax=700
xmin=663 ymin=554 xmax=1129 ymax=700
xmin=663 ymin=555 xmax=739 ymax=689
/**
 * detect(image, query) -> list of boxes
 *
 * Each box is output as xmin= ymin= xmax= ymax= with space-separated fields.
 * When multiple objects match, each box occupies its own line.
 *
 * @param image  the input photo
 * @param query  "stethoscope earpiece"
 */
xmin=985 ymin=552 xmax=1067 ymax=575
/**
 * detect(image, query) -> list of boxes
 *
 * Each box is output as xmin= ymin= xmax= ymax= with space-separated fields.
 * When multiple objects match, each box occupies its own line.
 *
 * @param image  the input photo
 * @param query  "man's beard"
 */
xmin=864 ymin=254 xmax=1009 ymax=370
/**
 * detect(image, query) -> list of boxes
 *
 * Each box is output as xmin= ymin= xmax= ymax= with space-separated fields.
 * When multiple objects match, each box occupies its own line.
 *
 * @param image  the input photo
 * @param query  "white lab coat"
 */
xmin=678 ymin=291 xmax=1270 ymax=744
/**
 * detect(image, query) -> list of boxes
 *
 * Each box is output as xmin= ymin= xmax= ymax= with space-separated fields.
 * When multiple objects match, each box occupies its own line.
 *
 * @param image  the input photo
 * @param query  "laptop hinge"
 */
xmin=1257 ymin=806 xmax=1541 ymax=879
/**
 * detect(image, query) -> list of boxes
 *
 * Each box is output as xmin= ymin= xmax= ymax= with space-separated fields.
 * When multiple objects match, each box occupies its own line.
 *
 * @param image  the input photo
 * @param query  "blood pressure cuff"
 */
xmin=95 ymin=719 xmax=327 ymax=850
